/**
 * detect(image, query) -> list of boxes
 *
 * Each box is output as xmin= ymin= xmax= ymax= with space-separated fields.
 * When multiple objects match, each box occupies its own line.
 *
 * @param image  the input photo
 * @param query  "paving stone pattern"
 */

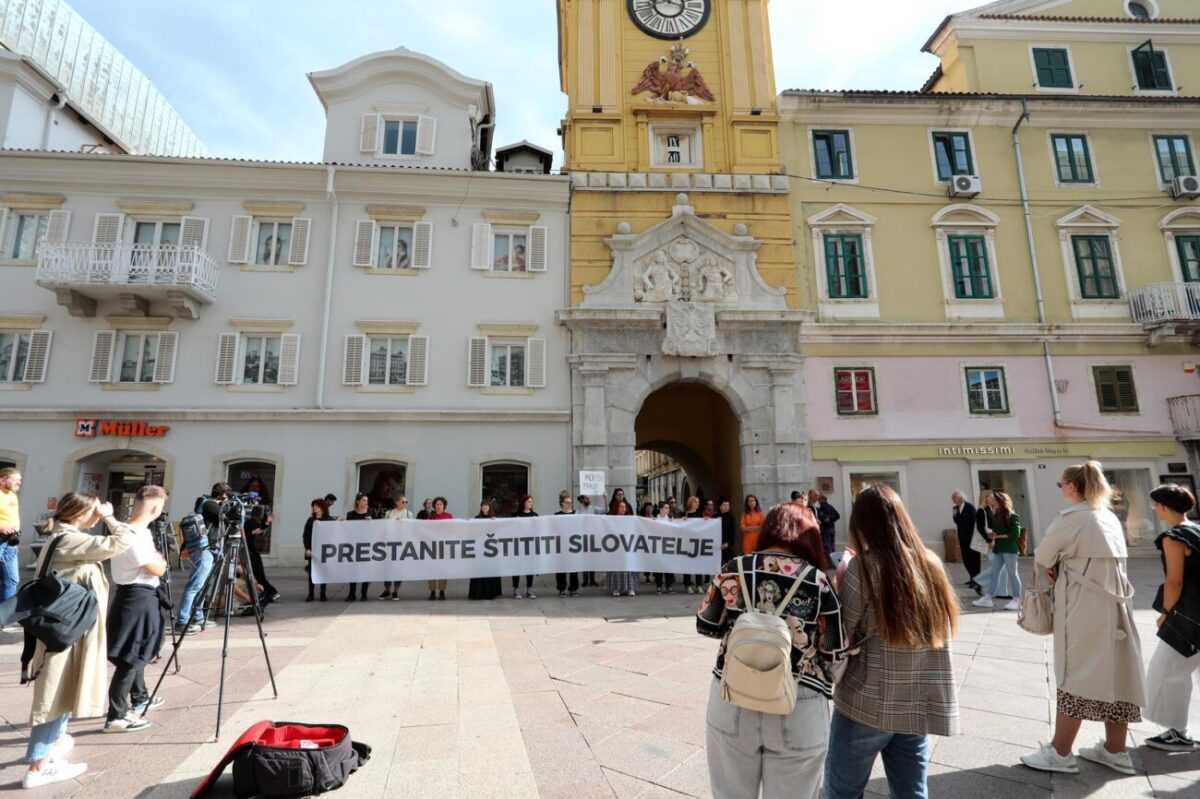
xmin=0 ymin=559 xmax=1197 ymax=797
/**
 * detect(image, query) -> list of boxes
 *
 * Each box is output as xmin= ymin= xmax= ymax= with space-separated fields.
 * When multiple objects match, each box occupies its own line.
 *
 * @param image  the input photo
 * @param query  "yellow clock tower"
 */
xmin=557 ymin=0 xmax=809 ymax=507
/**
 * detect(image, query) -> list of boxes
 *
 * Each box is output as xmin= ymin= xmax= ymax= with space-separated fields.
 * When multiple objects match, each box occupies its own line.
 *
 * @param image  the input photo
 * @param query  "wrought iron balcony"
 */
xmin=36 ymin=243 xmax=220 ymax=319
xmin=1168 ymin=395 xmax=1200 ymax=441
xmin=1129 ymin=282 xmax=1200 ymax=327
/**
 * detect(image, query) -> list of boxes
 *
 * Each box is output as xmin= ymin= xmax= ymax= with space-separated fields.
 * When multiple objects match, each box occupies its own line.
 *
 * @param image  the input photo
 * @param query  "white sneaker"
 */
xmin=23 ymin=760 xmax=87 ymax=788
xmin=972 ymin=596 xmax=994 ymax=608
xmin=1021 ymin=743 xmax=1079 ymax=774
xmin=628 ymin=590 xmax=636 ymax=597
xmin=513 ymin=590 xmax=522 ymax=599
xmin=1078 ymin=743 xmax=1136 ymax=776
xmin=1004 ymin=599 xmax=1021 ymax=611
xmin=525 ymin=590 xmax=536 ymax=599
xmin=611 ymin=591 xmax=620 ymax=597
xmin=103 ymin=714 xmax=151 ymax=733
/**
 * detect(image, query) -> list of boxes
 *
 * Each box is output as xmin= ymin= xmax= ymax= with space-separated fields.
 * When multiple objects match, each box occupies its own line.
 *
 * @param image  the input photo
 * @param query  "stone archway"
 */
xmin=636 ymin=382 xmax=741 ymax=504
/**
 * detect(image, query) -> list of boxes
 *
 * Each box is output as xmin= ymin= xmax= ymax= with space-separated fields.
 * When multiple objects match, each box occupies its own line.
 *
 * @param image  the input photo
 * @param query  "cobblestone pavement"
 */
xmin=0 ymin=558 xmax=1197 ymax=797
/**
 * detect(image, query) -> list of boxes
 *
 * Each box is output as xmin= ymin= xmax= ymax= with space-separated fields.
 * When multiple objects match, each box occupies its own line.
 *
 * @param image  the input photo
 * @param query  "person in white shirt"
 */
xmin=577 ymin=494 xmax=601 ymax=587
xmin=381 ymin=495 xmax=414 ymax=599
xmin=103 ymin=485 xmax=168 ymax=733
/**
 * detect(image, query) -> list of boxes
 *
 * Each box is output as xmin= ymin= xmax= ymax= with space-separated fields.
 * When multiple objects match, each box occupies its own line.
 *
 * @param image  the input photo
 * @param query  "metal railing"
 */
xmin=1168 ymin=395 xmax=1200 ymax=440
xmin=1129 ymin=282 xmax=1200 ymax=326
xmin=36 ymin=243 xmax=220 ymax=298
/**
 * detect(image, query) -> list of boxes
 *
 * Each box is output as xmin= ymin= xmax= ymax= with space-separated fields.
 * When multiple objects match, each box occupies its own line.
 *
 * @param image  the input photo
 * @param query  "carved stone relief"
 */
xmin=662 ymin=302 xmax=718 ymax=358
xmin=633 ymin=235 xmax=736 ymax=305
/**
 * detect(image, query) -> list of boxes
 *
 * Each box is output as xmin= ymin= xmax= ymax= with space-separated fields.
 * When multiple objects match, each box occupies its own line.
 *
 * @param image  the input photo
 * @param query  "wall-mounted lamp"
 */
xmin=749 ymin=107 xmax=763 ymax=116
xmin=592 ymin=105 xmax=603 ymax=113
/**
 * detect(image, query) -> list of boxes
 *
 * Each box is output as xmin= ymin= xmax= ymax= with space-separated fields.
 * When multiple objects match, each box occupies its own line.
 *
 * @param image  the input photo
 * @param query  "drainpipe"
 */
xmin=1013 ymin=100 xmax=1157 ymax=435
xmin=41 ymin=93 xmax=67 ymax=150
xmin=315 ymin=166 xmax=338 ymax=409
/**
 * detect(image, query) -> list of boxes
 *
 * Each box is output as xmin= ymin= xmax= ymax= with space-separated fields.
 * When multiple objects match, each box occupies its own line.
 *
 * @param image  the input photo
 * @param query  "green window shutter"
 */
xmin=932 ymin=133 xmax=972 ymax=180
xmin=824 ymin=233 xmax=866 ymax=299
xmin=1034 ymin=48 xmax=1072 ymax=88
xmin=948 ymin=235 xmax=992 ymax=299
xmin=1073 ymin=236 xmax=1118 ymax=299
xmin=1094 ymin=367 xmax=1138 ymax=413
xmin=1178 ymin=236 xmax=1200 ymax=283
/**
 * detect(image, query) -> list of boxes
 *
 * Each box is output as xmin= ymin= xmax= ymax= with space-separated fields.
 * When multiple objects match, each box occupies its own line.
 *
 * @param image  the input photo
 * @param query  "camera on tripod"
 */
xmin=222 ymin=492 xmax=272 ymax=528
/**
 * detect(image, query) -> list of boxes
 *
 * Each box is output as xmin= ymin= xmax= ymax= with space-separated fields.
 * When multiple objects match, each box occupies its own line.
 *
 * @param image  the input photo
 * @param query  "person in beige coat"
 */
xmin=22 ymin=492 xmax=135 ymax=789
xmin=1021 ymin=461 xmax=1146 ymax=777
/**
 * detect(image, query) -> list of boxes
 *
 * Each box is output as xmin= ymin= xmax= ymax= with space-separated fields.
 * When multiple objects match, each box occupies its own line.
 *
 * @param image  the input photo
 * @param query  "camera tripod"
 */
xmin=147 ymin=499 xmax=278 ymax=740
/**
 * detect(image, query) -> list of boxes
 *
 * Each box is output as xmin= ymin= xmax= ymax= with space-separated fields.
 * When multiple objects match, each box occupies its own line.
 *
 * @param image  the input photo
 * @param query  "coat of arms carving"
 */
xmin=631 ymin=44 xmax=714 ymax=104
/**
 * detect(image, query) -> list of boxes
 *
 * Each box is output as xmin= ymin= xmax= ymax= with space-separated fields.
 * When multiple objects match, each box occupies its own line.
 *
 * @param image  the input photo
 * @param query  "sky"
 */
xmin=68 ymin=0 xmax=955 ymax=164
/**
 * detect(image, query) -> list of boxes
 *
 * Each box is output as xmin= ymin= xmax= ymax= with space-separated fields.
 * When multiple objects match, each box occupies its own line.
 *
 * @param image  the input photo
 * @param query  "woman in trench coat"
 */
xmin=22 ymin=492 xmax=135 ymax=789
xmin=1020 ymin=461 xmax=1146 ymax=777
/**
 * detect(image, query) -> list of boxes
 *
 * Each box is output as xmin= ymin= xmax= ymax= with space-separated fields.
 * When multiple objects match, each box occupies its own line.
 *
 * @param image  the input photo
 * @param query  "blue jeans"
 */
xmin=825 ymin=709 xmax=930 ymax=799
xmin=0 ymin=543 xmax=19 ymax=603
xmin=174 ymin=547 xmax=213 ymax=626
xmin=25 ymin=713 xmax=69 ymax=763
xmin=987 ymin=552 xmax=1021 ymax=599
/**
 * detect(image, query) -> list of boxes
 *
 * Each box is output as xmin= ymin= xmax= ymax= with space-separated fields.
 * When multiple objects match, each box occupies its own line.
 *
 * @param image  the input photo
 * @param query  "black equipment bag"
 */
xmin=192 ymin=721 xmax=370 ymax=798
xmin=0 ymin=535 xmax=99 ymax=682
xmin=180 ymin=510 xmax=210 ymax=555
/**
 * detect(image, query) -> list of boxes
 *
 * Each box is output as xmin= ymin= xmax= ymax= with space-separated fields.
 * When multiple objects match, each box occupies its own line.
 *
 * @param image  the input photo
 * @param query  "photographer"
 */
xmin=173 ymin=483 xmax=228 ymax=635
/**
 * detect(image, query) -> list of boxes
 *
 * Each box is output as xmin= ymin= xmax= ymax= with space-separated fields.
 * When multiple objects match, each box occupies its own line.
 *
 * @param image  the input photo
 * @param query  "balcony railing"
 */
xmin=1129 ymin=282 xmax=1200 ymax=326
xmin=37 ymin=243 xmax=220 ymax=298
xmin=1169 ymin=395 xmax=1200 ymax=441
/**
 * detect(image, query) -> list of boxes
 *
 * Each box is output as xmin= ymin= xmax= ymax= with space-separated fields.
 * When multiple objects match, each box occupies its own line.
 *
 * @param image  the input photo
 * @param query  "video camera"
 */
xmin=222 ymin=491 xmax=271 ymax=528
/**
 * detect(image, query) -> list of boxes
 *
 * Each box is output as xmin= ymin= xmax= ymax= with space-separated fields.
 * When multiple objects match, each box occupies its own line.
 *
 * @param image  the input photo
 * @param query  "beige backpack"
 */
xmin=719 ymin=556 xmax=812 ymax=715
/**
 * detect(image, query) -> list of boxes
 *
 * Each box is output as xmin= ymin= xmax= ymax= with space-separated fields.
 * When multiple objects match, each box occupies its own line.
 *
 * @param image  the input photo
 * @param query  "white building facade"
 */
xmin=0 ymin=49 xmax=571 ymax=565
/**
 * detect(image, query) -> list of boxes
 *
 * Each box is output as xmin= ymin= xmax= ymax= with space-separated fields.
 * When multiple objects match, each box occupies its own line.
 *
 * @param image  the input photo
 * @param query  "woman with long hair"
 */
xmin=1020 ymin=462 xmax=1145 ymax=777
xmin=343 ymin=493 xmax=372 ymax=602
xmin=511 ymin=494 xmax=537 ymax=599
xmin=972 ymin=490 xmax=1023 ymax=611
xmin=427 ymin=497 xmax=451 ymax=601
xmin=606 ymin=500 xmax=638 ymax=597
xmin=740 ymin=494 xmax=764 ymax=555
xmin=468 ymin=499 xmax=503 ymax=601
xmin=825 ymin=485 xmax=959 ymax=799
xmin=302 ymin=498 xmax=330 ymax=602
xmin=556 ymin=492 xmax=580 ymax=598
xmin=698 ymin=502 xmax=844 ymax=799
xmin=22 ymin=493 xmax=136 ymax=788
xmin=1142 ymin=483 xmax=1200 ymax=751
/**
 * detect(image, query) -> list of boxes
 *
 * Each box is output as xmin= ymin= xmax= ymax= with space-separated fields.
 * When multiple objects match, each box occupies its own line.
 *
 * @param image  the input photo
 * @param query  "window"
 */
xmin=1128 ymin=1 xmax=1152 ymax=19
xmin=1178 ymin=235 xmax=1200 ymax=282
xmin=225 ymin=461 xmax=276 ymax=552
xmin=481 ymin=462 xmax=529 ymax=518
xmin=490 ymin=341 xmax=525 ymax=387
xmin=1094 ymin=366 xmax=1138 ymax=413
xmin=133 ymin=220 xmax=180 ymax=247
xmin=492 ymin=231 xmax=527 ymax=272
xmin=813 ymin=131 xmax=854 ymax=180
xmin=117 ymin=333 xmax=160 ymax=384
xmin=965 ymin=367 xmax=1008 ymax=414
xmin=1132 ymin=42 xmax=1172 ymax=91
xmin=254 ymin=221 xmax=292 ymax=266
xmin=1051 ymin=135 xmax=1094 ymax=183
xmin=377 ymin=225 xmax=413 ymax=269
xmin=932 ymin=132 xmax=974 ymax=180
xmin=358 ymin=462 xmax=407 ymax=518
xmin=0 ymin=332 xmax=29 ymax=382
xmin=241 ymin=335 xmax=281 ymax=385
xmin=1033 ymin=48 xmax=1073 ymax=89
xmin=1153 ymin=135 xmax=1196 ymax=183
xmin=948 ymin=235 xmax=993 ymax=299
xmin=650 ymin=124 xmax=701 ymax=168
xmin=367 ymin=336 xmax=408 ymax=386
xmin=824 ymin=234 xmax=867 ymax=299
xmin=834 ymin=368 xmax=876 ymax=415
xmin=5 ymin=213 xmax=48 ymax=259
xmin=467 ymin=336 xmax=546 ymax=390
xmin=1073 ymin=235 xmax=1119 ymax=298
xmin=382 ymin=119 xmax=419 ymax=156
xmin=89 ymin=330 xmax=176 ymax=385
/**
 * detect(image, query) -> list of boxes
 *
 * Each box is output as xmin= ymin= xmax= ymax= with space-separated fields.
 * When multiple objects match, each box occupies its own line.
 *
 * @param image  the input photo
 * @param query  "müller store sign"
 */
xmin=75 ymin=419 xmax=170 ymax=438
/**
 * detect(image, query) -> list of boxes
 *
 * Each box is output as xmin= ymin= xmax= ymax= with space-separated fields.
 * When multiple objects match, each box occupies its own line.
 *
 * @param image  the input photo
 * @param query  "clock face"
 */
xmin=627 ymin=0 xmax=711 ymax=40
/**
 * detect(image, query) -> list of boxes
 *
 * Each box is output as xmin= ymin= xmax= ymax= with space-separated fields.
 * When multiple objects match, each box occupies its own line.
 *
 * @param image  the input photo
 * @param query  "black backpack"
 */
xmin=0 ymin=535 xmax=100 ymax=682
xmin=179 ymin=511 xmax=209 ymax=555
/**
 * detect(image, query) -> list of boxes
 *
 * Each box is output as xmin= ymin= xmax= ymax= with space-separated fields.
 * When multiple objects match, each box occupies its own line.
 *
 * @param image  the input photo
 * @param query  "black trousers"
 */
xmin=305 ymin=562 xmax=326 ymax=598
xmin=247 ymin=544 xmax=278 ymax=597
xmin=555 ymin=573 xmax=579 ymax=593
xmin=581 ymin=571 xmax=596 ymax=585
xmin=107 ymin=660 xmax=148 ymax=721
xmin=511 ymin=575 xmax=534 ymax=589
xmin=682 ymin=574 xmax=707 ymax=587
xmin=654 ymin=573 xmax=675 ymax=590
xmin=821 ymin=529 xmax=836 ymax=559
xmin=958 ymin=532 xmax=982 ymax=580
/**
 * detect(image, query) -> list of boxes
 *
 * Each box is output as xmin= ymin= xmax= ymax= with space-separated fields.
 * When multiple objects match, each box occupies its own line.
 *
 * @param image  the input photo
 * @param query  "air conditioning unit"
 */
xmin=1171 ymin=175 xmax=1200 ymax=200
xmin=948 ymin=174 xmax=982 ymax=198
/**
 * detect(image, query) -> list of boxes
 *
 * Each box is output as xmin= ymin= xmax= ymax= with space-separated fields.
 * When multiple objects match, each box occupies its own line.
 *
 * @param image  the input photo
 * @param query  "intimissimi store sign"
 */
xmin=75 ymin=419 xmax=170 ymax=438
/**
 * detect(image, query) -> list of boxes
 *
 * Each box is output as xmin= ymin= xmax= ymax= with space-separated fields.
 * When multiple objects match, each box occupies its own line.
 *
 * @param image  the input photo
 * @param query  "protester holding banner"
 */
xmin=468 ymin=500 xmax=503 ymax=601
xmin=683 ymin=496 xmax=707 ymax=593
xmin=606 ymin=500 xmax=638 ymax=597
xmin=343 ymin=495 xmax=372 ymax=602
xmin=427 ymin=497 xmax=451 ymax=600
xmin=511 ymin=495 xmax=539 ymax=599
xmin=554 ymin=492 xmax=580 ymax=598
xmin=380 ymin=495 xmax=413 ymax=599
xmin=303 ymin=499 xmax=330 ymax=602
xmin=577 ymin=494 xmax=600 ymax=587
xmin=654 ymin=502 xmax=677 ymax=595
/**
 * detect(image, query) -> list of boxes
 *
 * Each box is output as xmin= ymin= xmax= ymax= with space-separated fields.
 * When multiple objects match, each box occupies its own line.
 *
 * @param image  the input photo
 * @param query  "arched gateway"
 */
xmin=560 ymin=194 xmax=809 ymax=505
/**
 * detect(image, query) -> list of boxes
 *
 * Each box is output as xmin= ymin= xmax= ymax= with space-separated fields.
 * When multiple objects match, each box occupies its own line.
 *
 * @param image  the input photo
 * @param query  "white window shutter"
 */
xmin=527 ymin=337 xmax=547 ymax=388
xmin=416 ymin=115 xmax=437 ymax=155
xmin=22 ymin=330 xmax=53 ymax=383
xmin=470 ymin=223 xmax=492 ymax=270
xmin=288 ymin=217 xmax=312 ymax=265
xmin=360 ymin=113 xmax=380 ymax=153
xmin=412 ymin=221 xmax=433 ymax=269
xmin=92 ymin=212 xmax=125 ymax=243
xmin=277 ymin=333 xmax=301 ymax=385
xmin=180 ymin=216 xmax=209 ymax=250
xmin=0 ymin=209 xmax=7 ymax=245
xmin=343 ymin=334 xmax=367 ymax=385
xmin=153 ymin=331 xmax=179 ymax=384
xmin=214 ymin=332 xmax=239 ymax=385
xmin=228 ymin=215 xmax=253 ymax=263
xmin=407 ymin=335 xmax=429 ymax=386
xmin=467 ymin=337 xmax=488 ymax=387
xmin=353 ymin=220 xmax=377 ymax=267
xmin=88 ymin=330 xmax=116 ymax=383
xmin=528 ymin=226 xmax=548 ymax=272
xmin=45 ymin=210 xmax=72 ymax=244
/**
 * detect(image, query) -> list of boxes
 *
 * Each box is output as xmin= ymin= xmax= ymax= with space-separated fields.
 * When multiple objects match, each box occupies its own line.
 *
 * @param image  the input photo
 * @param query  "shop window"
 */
xmin=965 ymin=367 xmax=1009 ymax=414
xmin=225 ymin=461 xmax=277 ymax=553
xmin=357 ymin=462 xmax=407 ymax=518
xmin=848 ymin=470 xmax=901 ymax=500
xmin=834 ymin=367 xmax=876 ymax=415
xmin=1093 ymin=366 xmax=1138 ymax=413
xmin=481 ymin=462 xmax=529 ymax=518
xmin=1106 ymin=468 xmax=1156 ymax=542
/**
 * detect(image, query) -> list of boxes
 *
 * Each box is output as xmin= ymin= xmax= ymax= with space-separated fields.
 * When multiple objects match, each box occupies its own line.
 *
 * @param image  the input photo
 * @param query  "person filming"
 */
xmin=174 ymin=483 xmax=228 ymax=634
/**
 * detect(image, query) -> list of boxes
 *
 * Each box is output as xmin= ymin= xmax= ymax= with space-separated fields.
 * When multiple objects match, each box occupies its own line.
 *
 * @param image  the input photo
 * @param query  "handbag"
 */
xmin=1157 ymin=595 xmax=1200 ymax=657
xmin=969 ymin=529 xmax=990 ymax=555
xmin=1017 ymin=566 xmax=1053 ymax=636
